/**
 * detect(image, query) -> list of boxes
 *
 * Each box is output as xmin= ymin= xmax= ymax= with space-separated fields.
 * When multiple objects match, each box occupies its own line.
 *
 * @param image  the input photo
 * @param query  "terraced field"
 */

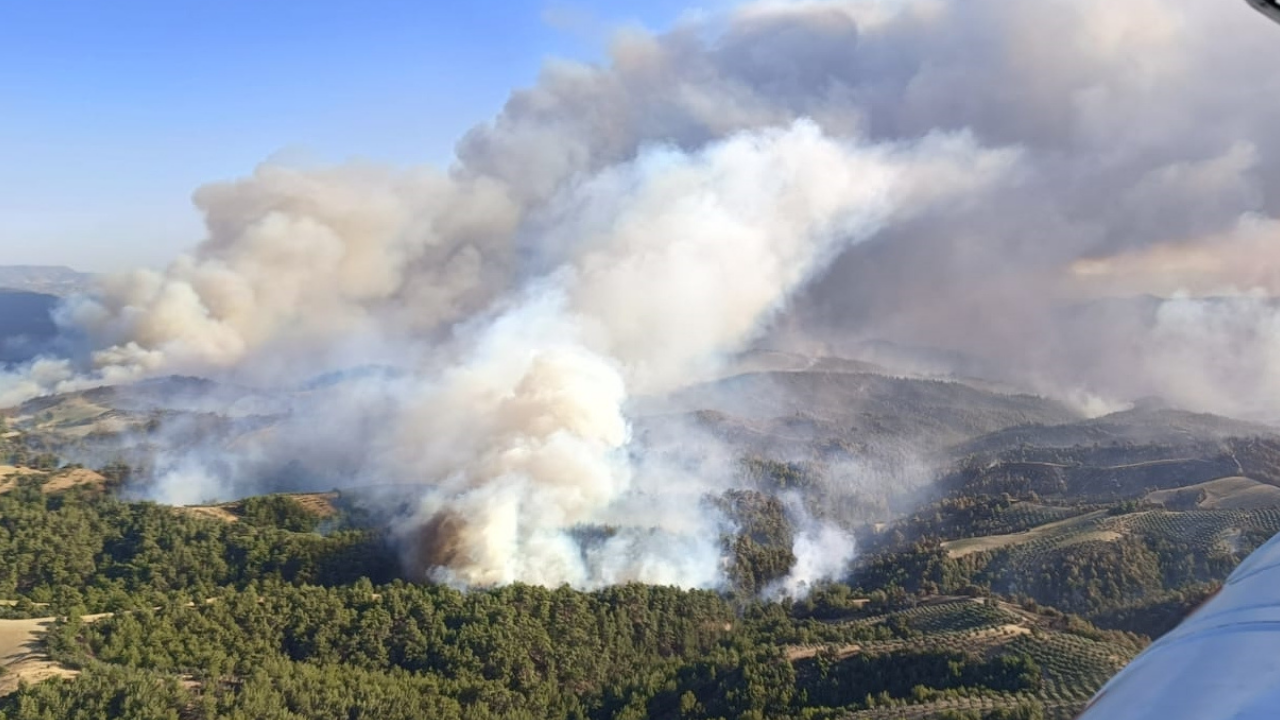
xmin=899 ymin=598 xmax=1010 ymax=634
xmin=943 ymin=504 xmax=1280 ymax=567
xmin=991 ymin=503 xmax=1084 ymax=533
xmin=1105 ymin=507 xmax=1280 ymax=545
xmin=788 ymin=600 xmax=1033 ymax=661
xmin=842 ymin=697 xmax=1083 ymax=720
xmin=942 ymin=510 xmax=1114 ymax=559
xmin=1144 ymin=476 xmax=1280 ymax=510
xmin=1004 ymin=632 xmax=1128 ymax=700
xmin=791 ymin=598 xmax=1140 ymax=720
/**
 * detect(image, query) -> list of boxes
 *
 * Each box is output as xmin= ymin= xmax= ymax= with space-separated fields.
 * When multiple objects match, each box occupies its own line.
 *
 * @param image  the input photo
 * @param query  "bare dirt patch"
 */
xmin=177 ymin=505 xmax=240 ymax=523
xmin=0 ymin=467 xmax=21 ymax=494
xmin=0 ymin=467 xmax=106 ymax=496
xmin=0 ymin=612 xmax=115 ymax=695
xmin=0 ymin=466 xmax=44 ymax=495
xmin=0 ymin=617 xmax=75 ymax=695
xmin=785 ymin=643 xmax=863 ymax=662
xmin=985 ymin=623 xmax=1031 ymax=639
xmin=289 ymin=492 xmax=340 ymax=517
xmin=40 ymin=468 xmax=106 ymax=494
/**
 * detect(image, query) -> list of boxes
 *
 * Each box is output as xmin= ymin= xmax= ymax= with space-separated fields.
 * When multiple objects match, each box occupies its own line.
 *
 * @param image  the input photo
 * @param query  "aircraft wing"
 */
xmin=1248 ymin=0 xmax=1280 ymax=25
xmin=1076 ymin=530 xmax=1280 ymax=719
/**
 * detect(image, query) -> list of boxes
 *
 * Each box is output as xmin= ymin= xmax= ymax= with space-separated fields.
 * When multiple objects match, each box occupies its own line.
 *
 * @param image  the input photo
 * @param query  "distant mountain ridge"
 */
xmin=641 ymin=367 xmax=1081 ymax=461
xmin=0 ymin=265 xmax=93 ymax=297
xmin=0 ymin=290 xmax=61 ymax=364
xmin=0 ymin=266 xmax=91 ymax=364
xmin=951 ymin=407 xmax=1279 ymax=459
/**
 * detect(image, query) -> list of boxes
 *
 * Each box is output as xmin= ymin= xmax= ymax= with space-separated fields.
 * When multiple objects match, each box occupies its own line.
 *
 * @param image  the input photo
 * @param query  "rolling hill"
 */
xmin=639 ymin=366 xmax=1082 ymax=463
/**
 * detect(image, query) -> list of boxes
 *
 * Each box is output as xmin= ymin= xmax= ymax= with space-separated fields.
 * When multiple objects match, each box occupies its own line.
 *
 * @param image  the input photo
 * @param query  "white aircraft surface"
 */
xmin=1247 ymin=0 xmax=1280 ymax=24
xmin=1077 ymin=529 xmax=1280 ymax=718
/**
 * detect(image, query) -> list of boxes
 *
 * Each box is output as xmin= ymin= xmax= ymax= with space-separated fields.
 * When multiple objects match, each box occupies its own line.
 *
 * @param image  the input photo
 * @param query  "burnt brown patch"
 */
xmin=414 ymin=509 xmax=468 ymax=575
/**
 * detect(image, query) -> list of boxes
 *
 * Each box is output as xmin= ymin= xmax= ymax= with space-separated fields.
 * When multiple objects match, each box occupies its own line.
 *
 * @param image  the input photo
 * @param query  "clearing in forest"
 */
xmin=942 ymin=510 xmax=1118 ymax=558
xmin=0 ymin=616 xmax=74 ymax=695
xmin=0 ymin=611 xmax=115 ymax=695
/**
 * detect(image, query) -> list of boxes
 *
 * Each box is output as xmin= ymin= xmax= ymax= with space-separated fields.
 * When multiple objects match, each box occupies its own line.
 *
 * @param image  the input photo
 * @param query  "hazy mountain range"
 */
xmin=0 ymin=265 xmax=93 ymax=297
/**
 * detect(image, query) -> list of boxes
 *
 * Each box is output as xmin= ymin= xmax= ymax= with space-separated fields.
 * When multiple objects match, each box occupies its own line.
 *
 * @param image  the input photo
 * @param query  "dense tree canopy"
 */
xmin=0 ymin=429 xmax=1272 ymax=719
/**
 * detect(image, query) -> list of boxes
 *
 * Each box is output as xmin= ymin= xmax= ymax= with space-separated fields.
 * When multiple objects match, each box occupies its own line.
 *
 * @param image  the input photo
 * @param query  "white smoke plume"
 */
xmin=771 ymin=522 xmax=859 ymax=599
xmin=377 ymin=123 xmax=1008 ymax=587
xmin=6 ymin=0 xmax=1280 ymax=588
xmin=5 ymin=115 xmax=1010 ymax=589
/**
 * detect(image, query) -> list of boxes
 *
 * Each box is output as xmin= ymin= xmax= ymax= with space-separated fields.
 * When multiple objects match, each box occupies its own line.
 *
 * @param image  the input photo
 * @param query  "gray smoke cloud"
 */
xmin=761 ymin=0 xmax=1280 ymax=418
xmin=4 ymin=0 xmax=1280 ymax=587
xmin=359 ymin=123 xmax=1007 ymax=587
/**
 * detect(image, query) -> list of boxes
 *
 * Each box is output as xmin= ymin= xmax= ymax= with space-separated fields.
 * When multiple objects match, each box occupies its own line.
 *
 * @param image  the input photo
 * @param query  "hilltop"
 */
xmin=638 ymin=364 xmax=1081 ymax=465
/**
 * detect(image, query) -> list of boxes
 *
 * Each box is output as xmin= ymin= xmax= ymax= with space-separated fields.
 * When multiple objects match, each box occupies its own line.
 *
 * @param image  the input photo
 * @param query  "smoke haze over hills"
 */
xmin=4 ymin=0 xmax=1280 ymax=589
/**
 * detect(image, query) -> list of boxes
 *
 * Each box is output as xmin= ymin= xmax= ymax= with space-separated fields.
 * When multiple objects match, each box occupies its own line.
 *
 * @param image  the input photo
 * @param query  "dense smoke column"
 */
xmin=382 ymin=124 xmax=1011 ymax=588
xmin=4 ymin=0 xmax=1280 ymax=586
xmin=10 ymin=0 xmax=1280 ymax=416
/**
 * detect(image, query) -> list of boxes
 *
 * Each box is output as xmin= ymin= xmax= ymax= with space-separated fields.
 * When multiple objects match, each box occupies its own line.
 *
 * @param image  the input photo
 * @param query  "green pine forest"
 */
xmin=0 ymin=427 xmax=1276 ymax=720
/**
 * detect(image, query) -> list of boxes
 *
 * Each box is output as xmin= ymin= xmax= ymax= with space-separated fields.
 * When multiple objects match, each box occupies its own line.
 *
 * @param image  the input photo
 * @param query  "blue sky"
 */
xmin=0 ymin=0 xmax=705 ymax=271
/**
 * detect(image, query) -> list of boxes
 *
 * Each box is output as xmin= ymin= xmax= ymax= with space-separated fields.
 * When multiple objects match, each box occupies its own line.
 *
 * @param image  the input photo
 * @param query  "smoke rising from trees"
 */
xmin=4 ymin=0 xmax=1280 ymax=586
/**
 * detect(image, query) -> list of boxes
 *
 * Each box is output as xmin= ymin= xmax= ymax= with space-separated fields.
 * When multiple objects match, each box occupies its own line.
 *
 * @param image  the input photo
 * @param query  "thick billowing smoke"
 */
xmin=373 ymin=125 xmax=1007 ymax=586
xmin=757 ymin=0 xmax=1280 ymax=418
xmin=5 ymin=0 xmax=1280 ymax=586
xmin=5 ymin=107 xmax=1010 ymax=589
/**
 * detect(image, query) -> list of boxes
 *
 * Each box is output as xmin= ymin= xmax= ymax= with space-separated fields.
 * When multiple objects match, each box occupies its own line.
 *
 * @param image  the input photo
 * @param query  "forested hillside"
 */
xmin=2 ymin=412 xmax=1275 ymax=720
